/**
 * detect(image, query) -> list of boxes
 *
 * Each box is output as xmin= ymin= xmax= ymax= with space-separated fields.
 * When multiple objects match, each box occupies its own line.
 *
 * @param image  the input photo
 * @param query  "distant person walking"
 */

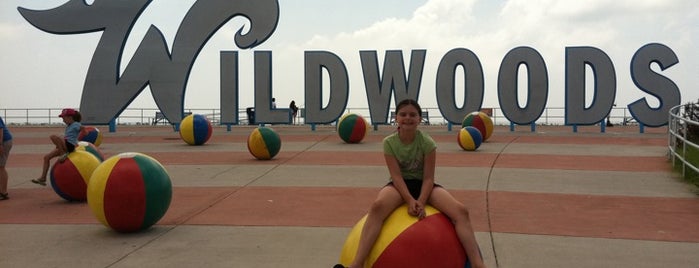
xmin=272 ymin=98 xmax=277 ymax=109
xmin=0 ymin=116 xmax=12 ymax=200
xmin=32 ymin=108 xmax=82 ymax=186
xmin=289 ymin=100 xmax=299 ymax=124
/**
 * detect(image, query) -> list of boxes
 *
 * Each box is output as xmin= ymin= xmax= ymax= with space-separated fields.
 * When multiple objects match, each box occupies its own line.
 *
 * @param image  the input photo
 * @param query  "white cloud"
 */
xmin=0 ymin=23 xmax=21 ymax=39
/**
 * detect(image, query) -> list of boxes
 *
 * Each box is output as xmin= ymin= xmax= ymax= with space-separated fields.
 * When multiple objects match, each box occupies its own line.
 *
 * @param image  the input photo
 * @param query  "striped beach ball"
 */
xmin=247 ymin=127 xmax=281 ymax=160
xmin=337 ymin=113 xmax=369 ymax=143
xmin=457 ymin=126 xmax=483 ymax=151
xmin=179 ymin=114 xmax=213 ymax=145
xmin=79 ymin=126 xmax=103 ymax=146
xmin=462 ymin=111 xmax=493 ymax=141
xmin=339 ymin=205 xmax=472 ymax=267
xmin=77 ymin=141 xmax=105 ymax=161
xmin=87 ymin=152 xmax=172 ymax=233
xmin=50 ymin=150 xmax=101 ymax=202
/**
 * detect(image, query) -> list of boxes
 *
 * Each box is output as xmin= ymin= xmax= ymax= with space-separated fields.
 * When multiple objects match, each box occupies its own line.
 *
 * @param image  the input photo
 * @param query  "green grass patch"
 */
xmin=672 ymin=143 xmax=699 ymax=187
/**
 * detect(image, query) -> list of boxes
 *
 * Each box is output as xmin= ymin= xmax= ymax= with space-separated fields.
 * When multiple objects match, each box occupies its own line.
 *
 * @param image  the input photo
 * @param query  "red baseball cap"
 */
xmin=58 ymin=108 xmax=77 ymax=118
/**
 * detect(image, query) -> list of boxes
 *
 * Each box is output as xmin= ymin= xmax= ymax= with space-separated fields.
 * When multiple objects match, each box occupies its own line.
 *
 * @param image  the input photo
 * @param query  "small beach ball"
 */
xmin=337 ymin=113 xmax=369 ymax=143
xmin=79 ymin=126 xmax=103 ymax=146
xmin=462 ymin=111 xmax=493 ymax=141
xmin=457 ymin=126 xmax=483 ymax=151
xmin=338 ymin=205 xmax=472 ymax=268
xmin=247 ymin=127 xmax=281 ymax=160
xmin=50 ymin=150 xmax=101 ymax=202
xmin=179 ymin=114 xmax=213 ymax=145
xmin=87 ymin=152 xmax=172 ymax=233
xmin=77 ymin=141 xmax=105 ymax=161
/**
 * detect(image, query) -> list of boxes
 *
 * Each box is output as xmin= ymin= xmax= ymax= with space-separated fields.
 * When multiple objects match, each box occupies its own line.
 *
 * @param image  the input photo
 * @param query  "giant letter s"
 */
xmin=628 ymin=43 xmax=680 ymax=127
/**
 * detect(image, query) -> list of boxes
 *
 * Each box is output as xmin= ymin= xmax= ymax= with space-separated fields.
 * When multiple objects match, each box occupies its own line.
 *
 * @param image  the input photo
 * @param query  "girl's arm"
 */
xmin=417 ymin=149 xmax=436 ymax=206
xmin=384 ymin=154 xmax=414 ymax=203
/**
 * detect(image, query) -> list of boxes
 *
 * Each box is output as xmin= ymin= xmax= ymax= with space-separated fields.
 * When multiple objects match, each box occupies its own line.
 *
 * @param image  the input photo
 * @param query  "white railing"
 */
xmin=668 ymin=104 xmax=699 ymax=177
xmin=1 ymin=106 xmax=638 ymax=127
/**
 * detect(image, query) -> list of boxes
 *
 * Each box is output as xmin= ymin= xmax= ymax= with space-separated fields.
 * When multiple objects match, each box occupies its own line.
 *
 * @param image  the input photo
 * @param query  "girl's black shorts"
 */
xmin=385 ymin=179 xmax=442 ymax=200
xmin=65 ymin=140 xmax=76 ymax=153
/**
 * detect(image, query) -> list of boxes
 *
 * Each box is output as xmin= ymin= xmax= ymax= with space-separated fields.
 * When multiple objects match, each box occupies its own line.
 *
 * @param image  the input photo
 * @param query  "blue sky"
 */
xmin=1 ymin=0 xmax=697 ymax=113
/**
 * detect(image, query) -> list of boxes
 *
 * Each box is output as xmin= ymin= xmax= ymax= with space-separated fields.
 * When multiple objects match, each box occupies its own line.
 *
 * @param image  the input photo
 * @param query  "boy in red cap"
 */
xmin=31 ymin=108 xmax=82 ymax=186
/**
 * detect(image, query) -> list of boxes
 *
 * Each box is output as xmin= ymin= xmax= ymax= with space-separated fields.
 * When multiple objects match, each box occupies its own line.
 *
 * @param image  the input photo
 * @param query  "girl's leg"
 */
xmin=429 ymin=187 xmax=486 ymax=268
xmin=349 ymin=186 xmax=404 ymax=268
xmin=50 ymin=135 xmax=67 ymax=155
xmin=37 ymin=148 xmax=61 ymax=181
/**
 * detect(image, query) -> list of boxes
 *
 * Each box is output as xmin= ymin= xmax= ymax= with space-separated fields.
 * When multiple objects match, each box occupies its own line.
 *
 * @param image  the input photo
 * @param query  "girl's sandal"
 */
xmin=0 ymin=193 xmax=8 ymax=200
xmin=31 ymin=179 xmax=47 ymax=186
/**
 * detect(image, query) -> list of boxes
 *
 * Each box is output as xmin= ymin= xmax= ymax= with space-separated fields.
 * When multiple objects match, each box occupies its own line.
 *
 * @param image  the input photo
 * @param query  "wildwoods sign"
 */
xmin=19 ymin=0 xmax=680 ymax=127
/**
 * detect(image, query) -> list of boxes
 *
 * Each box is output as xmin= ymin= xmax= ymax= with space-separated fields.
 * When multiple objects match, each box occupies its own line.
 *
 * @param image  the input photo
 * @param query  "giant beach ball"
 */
xmin=462 ymin=111 xmax=493 ymax=141
xmin=179 ymin=114 xmax=213 ymax=145
xmin=457 ymin=126 xmax=483 ymax=151
xmin=338 ymin=205 xmax=472 ymax=268
xmin=50 ymin=150 xmax=101 ymax=202
xmin=337 ymin=113 xmax=369 ymax=144
xmin=87 ymin=152 xmax=172 ymax=233
xmin=77 ymin=141 xmax=105 ymax=161
xmin=247 ymin=127 xmax=281 ymax=160
xmin=79 ymin=126 xmax=103 ymax=147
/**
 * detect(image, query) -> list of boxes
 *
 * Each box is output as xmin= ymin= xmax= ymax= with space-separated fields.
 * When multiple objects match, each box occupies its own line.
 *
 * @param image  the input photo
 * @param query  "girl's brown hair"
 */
xmin=73 ymin=111 xmax=82 ymax=122
xmin=395 ymin=98 xmax=422 ymax=116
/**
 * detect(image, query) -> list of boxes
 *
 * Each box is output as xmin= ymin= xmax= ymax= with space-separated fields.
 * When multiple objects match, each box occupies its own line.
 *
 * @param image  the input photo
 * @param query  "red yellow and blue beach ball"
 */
xmin=339 ymin=205 xmax=472 ymax=267
xmin=50 ymin=150 xmax=101 ymax=202
xmin=247 ymin=127 xmax=281 ymax=160
xmin=457 ymin=126 xmax=483 ymax=151
xmin=77 ymin=141 xmax=105 ymax=161
xmin=462 ymin=111 xmax=493 ymax=141
xmin=179 ymin=114 xmax=213 ymax=145
xmin=337 ymin=113 xmax=369 ymax=143
xmin=79 ymin=126 xmax=103 ymax=147
xmin=87 ymin=152 xmax=172 ymax=233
